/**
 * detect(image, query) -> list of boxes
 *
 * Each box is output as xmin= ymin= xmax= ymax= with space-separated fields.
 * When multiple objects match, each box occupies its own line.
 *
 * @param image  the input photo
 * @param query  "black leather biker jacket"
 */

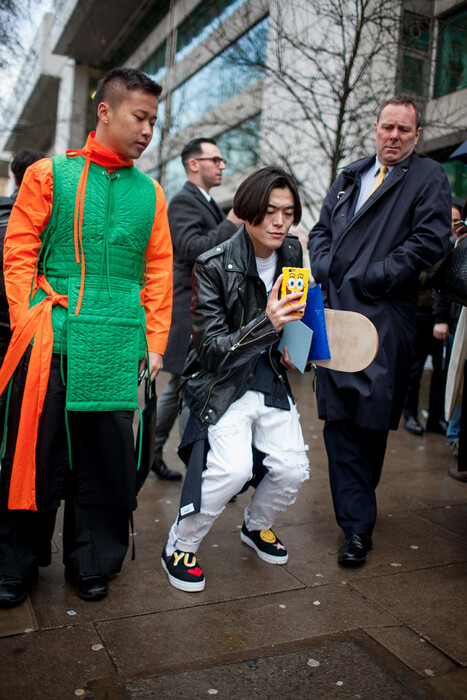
xmin=181 ymin=226 xmax=303 ymax=425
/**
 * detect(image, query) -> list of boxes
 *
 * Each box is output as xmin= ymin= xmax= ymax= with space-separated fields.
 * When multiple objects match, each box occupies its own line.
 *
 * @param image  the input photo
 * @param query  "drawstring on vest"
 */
xmin=66 ymin=135 xmax=133 ymax=317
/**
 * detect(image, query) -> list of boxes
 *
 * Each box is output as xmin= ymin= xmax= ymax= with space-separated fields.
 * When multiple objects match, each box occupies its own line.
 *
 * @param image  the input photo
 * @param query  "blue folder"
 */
xmin=278 ymin=285 xmax=330 ymax=372
xmin=302 ymin=284 xmax=331 ymax=362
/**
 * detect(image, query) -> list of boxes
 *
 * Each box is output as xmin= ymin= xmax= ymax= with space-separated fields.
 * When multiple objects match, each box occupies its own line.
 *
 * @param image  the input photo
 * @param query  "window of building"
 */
xmin=144 ymin=100 xmax=166 ymax=156
xmin=170 ymin=16 xmax=269 ymax=135
xmin=141 ymin=40 xmax=168 ymax=84
xmin=216 ymin=114 xmax=261 ymax=178
xmin=175 ymin=0 xmax=247 ymax=63
xmin=164 ymin=156 xmax=187 ymax=201
xmin=442 ymin=158 xmax=467 ymax=200
xmin=402 ymin=10 xmax=431 ymax=53
xmin=434 ymin=6 xmax=467 ymax=97
xmin=399 ymin=10 xmax=432 ymax=96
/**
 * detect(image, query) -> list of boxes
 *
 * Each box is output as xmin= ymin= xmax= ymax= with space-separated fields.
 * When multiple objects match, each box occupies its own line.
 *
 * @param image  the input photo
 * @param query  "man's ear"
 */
xmin=187 ymin=157 xmax=199 ymax=173
xmin=97 ymin=101 xmax=111 ymax=125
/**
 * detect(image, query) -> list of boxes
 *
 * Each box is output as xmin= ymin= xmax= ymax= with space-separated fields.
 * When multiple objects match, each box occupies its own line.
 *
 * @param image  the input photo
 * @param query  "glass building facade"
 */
xmin=139 ymin=2 xmax=268 ymax=197
xmin=170 ymin=17 xmax=268 ymax=134
xmin=434 ymin=6 xmax=467 ymax=97
xmin=175 ymin=0 xmax=247 ymax=63
xmin=398 ymin=9 xmax=432 ymax=98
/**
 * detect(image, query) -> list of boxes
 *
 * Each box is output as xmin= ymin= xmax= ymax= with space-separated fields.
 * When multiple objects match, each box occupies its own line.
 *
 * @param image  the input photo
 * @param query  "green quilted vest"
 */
xmin=30 ymin=154 xmax=157 ymax=410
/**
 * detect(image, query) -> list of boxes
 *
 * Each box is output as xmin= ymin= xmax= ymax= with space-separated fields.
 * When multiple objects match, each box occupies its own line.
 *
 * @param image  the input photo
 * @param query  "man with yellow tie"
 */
xmin=308 ymin=96 xmax=451 ymax=566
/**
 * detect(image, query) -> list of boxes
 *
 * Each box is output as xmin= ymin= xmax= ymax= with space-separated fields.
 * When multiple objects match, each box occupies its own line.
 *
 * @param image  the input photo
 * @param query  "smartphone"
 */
xmin=281 ymin=267 xmax=309 ymax=317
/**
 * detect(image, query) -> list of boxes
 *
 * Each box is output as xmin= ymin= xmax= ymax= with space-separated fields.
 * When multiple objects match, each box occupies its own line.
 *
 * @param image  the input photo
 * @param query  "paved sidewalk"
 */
xmin=0 ymin=372 xmax=466 ymax=699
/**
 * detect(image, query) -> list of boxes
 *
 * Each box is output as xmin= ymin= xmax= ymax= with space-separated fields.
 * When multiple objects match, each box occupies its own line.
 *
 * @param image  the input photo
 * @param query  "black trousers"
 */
xmin=323 ymin=419 xmax=388 ymax=537
xmin=0 ymin=350 xmax=136 ymax=581
xmin=403 ymin=308 xmax=447 ymax=422
xmin=0 ymin=501 xmax=130 ymax=579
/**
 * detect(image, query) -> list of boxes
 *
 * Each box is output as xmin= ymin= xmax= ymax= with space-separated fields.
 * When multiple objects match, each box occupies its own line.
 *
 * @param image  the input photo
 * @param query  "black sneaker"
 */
xmin=240 ymin=523 xmax=288 ymax=564
xmin=161 ymin=545 xmax=205 ymax=592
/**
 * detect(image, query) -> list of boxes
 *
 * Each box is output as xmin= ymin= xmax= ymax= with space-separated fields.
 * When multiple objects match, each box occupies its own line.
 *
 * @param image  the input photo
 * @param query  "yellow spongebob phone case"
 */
xmin=281 ymin=267 xmax=309 ymax=316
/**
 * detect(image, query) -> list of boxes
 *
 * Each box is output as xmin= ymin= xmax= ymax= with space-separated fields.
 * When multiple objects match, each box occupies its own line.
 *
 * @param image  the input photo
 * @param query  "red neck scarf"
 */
xmin=66 ymin=131 xmax=134 ymax=170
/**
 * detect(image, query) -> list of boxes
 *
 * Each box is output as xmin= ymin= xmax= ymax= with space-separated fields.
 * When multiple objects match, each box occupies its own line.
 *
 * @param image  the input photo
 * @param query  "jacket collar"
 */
xmin=341 ymin=151 xmax=417 ymax=182
xmin=66 ymin=132 xmax=134 ymax=170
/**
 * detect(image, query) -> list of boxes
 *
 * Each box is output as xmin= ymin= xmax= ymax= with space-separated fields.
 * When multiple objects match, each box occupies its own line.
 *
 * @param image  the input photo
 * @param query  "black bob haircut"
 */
xmin=94 ymin=67 xmax=162 ymax=121
xmin=181 ymin=137 xmax=217 ymax=168
xmin=233 ymin=166 xmax=302 ymax=226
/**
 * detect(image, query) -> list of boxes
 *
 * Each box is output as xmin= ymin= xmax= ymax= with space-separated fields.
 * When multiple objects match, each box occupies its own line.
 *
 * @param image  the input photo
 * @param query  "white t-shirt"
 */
xmin=256 ymin=251 xmax=278 ymax=296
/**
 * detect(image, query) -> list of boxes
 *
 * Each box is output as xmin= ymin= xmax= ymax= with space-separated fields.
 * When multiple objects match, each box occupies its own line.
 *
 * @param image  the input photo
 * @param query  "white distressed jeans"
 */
xmin=166 ymin=390 xmax=309 ymax=555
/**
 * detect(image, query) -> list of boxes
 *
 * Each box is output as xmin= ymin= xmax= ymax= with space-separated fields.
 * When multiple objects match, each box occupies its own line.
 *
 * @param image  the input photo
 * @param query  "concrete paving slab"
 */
xmin=282 ymin=509 xmax=465 ymax=587
xmin=120 ymin=641 xmax=418 ymax=699
xmin=31 ymin=526 xmax=305 ymax=630
xmin=365 ymin=625 xmax=457 ymax=677
xmin=96 ymin=586 xmax=397 ymax=677
xmin=354 ymin=563 xmax=467 ymax=666
xmin=412 ymin=504 xmax=467 ymax=539
xmin=0 ymin=595 xmax=38 ymax=638
xmin=428 ymin=668 xmax=467 ymax=700
xmin=378 ymin=467 xmax=467 ymax=508
xmin=0 ymin=622 xmax=116 ymax=700
xmin=383 ymin=431 xmax=451 ymax=473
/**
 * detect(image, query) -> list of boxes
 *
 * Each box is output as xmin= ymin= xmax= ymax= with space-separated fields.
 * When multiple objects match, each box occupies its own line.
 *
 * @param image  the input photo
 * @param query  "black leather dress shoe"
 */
xmin=425 ymin=418 xmax=448 ymax=435
xmin=74 ymin=574 xmax=108 ymax=601
xmin=338 ymin=534 xmax=372 ymax=566
xmin=404 ymin=415 xmax=424 ymax=436
xmin=151 ymin=458 xmax=182 ymax=481
xmin=0 ymin=575 xmax=30 ymax=608
xmin=0 ymin=568 xmax=38 ymax=608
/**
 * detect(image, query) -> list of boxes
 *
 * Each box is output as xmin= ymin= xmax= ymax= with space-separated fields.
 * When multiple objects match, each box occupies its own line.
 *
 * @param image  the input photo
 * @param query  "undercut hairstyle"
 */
xmin=181 ymin=137 xmax=217 ymax=171
xmin=233 ymin=166 xmax=302 ymax=226
xmin=94 ymin=67 xmax=162 ymax=121
xmin=11 ymin=149 xmax=46 ymax=186
xmin=376 ymin=95 xmax=422 ymax=130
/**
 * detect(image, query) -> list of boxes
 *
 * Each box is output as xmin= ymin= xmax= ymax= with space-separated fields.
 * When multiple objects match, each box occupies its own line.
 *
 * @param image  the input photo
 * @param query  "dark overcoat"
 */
xmin=163 ymin=181 xmax=237 ymax=374
xmin=308 ymin=152 xmax=451 ymax=431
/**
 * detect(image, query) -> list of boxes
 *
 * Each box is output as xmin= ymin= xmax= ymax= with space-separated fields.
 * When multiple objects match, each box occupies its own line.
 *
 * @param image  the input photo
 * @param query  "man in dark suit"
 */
xmin=152 ymin=137 xmax=242 ymax=479
xmin=308 ymin=96 xmax=451 ymax=565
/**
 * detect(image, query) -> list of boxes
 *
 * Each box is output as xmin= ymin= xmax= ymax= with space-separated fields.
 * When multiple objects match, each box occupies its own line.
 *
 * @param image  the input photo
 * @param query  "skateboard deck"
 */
xmin=313 ymin=308 xmax=379 ymax=373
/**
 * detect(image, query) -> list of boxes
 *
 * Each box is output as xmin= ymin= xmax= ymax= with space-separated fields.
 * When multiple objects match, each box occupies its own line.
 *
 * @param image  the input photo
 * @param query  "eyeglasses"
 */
xmin=194 ymin=156 xmax=227 ymax=167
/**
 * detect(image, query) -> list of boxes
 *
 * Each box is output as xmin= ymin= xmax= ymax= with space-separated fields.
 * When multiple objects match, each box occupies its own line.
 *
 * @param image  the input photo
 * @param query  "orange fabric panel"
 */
xmin=143 ymin=180 xmax=173 ymax=355
xmin=4 ymin=158 xmax=53 ymax=330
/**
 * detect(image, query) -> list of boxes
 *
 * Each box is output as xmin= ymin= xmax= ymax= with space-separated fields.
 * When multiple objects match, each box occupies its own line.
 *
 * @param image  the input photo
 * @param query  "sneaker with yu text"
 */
xmin=240 ymin=524 xmax=288 ymax=564
xmin=161 ymin=545 xmax=205 ymax=592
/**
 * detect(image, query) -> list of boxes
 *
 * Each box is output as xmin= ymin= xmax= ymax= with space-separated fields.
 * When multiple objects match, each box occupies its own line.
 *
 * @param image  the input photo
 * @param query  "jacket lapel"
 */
xmin=185 ymin=181 xmax=224 ymax=223
xmin=333 ymin=155 xmax=412 ymax=254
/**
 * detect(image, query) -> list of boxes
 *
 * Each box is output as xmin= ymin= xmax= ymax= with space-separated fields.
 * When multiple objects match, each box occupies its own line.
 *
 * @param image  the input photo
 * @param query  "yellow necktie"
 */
xmin=366 ymin=165 xmax=388 ymax=199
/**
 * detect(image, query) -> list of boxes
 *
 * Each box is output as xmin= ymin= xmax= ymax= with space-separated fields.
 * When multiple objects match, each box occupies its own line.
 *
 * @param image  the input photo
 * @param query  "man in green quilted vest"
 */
xmin=0 ymin=68 xmax=173 ymax=607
